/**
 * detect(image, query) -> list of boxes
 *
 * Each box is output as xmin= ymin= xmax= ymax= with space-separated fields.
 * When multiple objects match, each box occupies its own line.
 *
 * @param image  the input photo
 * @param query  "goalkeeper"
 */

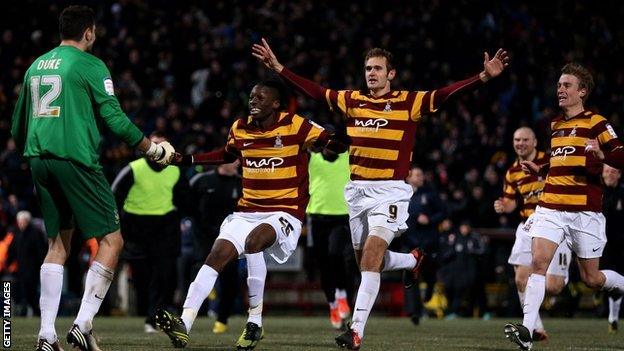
xmin=10 ymin=5 xmax=175 ymax=351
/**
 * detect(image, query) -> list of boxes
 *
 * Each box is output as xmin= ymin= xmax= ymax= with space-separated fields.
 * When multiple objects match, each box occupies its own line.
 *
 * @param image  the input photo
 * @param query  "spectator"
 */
xmin=6 ymin=210 xmax=47 ymax=316
xmin=601 ymin=165 xmax=624 ymax=333
xmin=187 ymin=160 xmax=243 ymax=334
xmin=306 ymin=147 xmax=356 ymax=330
xmin=112 ymin=132 xmax=189 ymax=333
xmin=403 ymin=165 xmax=447 ymax=325
xmin=440 ymin=221 xmax=486 ymax=318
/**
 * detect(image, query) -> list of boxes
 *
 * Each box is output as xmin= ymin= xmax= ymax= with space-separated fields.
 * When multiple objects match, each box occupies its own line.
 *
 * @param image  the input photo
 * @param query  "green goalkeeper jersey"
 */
xmin=11 ymin=45 xmax=143 ymax=171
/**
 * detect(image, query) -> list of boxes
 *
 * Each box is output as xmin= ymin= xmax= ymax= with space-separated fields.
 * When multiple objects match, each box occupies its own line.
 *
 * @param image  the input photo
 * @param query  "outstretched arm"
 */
xmin=252 ymin=38 xmax=327 ymax=101
xmin=173 ymin=147 xmax=238 ymax=167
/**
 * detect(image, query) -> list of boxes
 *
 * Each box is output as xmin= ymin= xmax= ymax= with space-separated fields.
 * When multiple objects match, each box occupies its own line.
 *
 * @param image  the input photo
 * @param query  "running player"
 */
xmin=154 ymin=80 xmax=347 ymax=350
xmin=494 ymin=127 xmax=571 ymax=341
xmin=505 ymin=63 xmax=624 ymax=350
xmin=253 ymin=39 xmax=509 ymax=349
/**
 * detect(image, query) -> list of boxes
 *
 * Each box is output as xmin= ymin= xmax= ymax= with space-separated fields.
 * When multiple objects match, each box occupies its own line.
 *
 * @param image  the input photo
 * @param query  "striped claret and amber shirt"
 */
xmin=224 ymin=112 xmax=327 ymax=220
xmin=502 ymin=151 xmax=549 ymax=219
xmin=324 ymin=90 xmax=435 ymax=180
xmin=540 ymin=110 xmax=624 ymax=212
xmin=280 ymin=68 xmax=485 ymax=181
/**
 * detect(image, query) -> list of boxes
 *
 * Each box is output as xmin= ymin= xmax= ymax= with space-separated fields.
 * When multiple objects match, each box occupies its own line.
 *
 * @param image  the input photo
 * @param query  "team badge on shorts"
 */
xmin=522 ymin=218 xmax=534 ymax=232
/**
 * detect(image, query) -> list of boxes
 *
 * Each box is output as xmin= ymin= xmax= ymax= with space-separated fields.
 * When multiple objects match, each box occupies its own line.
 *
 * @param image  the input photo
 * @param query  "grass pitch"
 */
xmin=11 ymin=316 xmax=624 ymax=350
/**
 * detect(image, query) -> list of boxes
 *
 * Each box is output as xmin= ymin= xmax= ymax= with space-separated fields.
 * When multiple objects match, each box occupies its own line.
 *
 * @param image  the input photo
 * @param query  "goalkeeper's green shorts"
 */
xmin=29 ymin=156 xmax=120 ymax=239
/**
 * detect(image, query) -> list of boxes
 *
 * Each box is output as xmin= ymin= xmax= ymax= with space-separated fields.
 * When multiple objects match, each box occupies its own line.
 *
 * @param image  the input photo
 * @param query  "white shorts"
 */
xmin=218 ymin=211 xmax=302 ymax=264
xmin=344 ymin=180 xmax=413 ymax=250
xmin=508 ymin=219 xmax=572 ymax=277
xmin=528 ymin=206 xmax=607 ymax=259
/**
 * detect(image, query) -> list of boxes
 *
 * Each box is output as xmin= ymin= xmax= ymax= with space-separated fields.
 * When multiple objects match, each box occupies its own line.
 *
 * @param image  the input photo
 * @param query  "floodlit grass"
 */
xmin=10 ymin=316 xmax=624 ymax=350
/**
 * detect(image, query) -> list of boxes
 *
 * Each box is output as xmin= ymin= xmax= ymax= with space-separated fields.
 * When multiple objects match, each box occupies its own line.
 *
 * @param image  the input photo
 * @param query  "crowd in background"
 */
xmin=1 ymin=0 xmax=624 ymax=318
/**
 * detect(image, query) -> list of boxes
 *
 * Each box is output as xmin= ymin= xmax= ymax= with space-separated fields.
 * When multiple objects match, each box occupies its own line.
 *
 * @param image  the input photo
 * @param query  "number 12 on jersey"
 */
xmin=30 ymin=75 xmax=62 ymax=118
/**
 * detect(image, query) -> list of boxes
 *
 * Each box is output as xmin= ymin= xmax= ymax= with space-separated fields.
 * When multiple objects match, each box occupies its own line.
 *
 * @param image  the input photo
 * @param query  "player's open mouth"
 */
xmin=250 ymin=107 xmax=261 ymax=115
xmin=368 ymin=79 xmax=377 ymax=84
xmin=558 ymin=96 xmax=566 ymax=103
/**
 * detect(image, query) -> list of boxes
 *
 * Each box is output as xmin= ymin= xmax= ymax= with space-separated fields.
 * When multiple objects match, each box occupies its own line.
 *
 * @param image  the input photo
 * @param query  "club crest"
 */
xmin=274 ymin=135 xmax=283 ymax=148
xmin=383 ymin=101 xmax=392 ymax=112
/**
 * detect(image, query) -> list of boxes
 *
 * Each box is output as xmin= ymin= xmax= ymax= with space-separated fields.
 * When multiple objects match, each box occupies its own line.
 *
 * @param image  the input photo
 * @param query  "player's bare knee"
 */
xmin=360 ymin=243 xmax=386 ymax=272
xmin=45 ymin=237 xmax=70 ymax=263
xmin=204 ymin=251 xmax=231 ymax=272
xmin=204 ymin=255 xmax=224 ymax=272
xmin=546 ymin=277 xmax=565 ymax=295
xmin=245 ymin=235 xmax=265 ymax=253
xmin=581 ymin=272 xmax=604 ymax=290
xmin=205 ymin=239 xmax=239 ymax=271
xmin=45 ymin=244 xmax=69 ymax=263
xmin=531 ymin=258 xmax=549 ymax=275
xmin=368 ymin=227 xmax=394 ymax=247
xmin=245 ymin=224 xmax=275 ymax=253
xmin=99 ymin=232 xmax=124 ymax=252
xmin=360 ymin=256 xmax=381 ymax=272
xmin=515 ymin=276 xmax=528 ymax=292
xmin=514 ymin=266 xmax=531 ymax=291
xmin=546 ymin=284 xmax=563 ymax=295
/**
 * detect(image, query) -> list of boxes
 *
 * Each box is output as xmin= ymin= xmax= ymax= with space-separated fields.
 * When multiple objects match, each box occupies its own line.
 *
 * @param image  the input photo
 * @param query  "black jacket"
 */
xmin=602 ymin=183 xmax=624 ymax=270
xmin=189 ymin=170 xmax=241 ymax=259
xmin=405 ymin=185 xmax=446 ymax=244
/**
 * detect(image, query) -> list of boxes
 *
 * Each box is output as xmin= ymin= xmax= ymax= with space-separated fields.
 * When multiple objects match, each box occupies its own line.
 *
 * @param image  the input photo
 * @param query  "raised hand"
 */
xmin=584 ymin=139 xmax=604 ymax=160
xmin=252 ymin=38 xmax=284 ymax=72
xmin=480 ymin=48 xmax=510 ymax=82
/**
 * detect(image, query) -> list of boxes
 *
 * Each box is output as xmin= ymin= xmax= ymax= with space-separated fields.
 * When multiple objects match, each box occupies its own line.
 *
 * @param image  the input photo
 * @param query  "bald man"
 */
xmin=494 ymin=127 xmax=572 ymax=341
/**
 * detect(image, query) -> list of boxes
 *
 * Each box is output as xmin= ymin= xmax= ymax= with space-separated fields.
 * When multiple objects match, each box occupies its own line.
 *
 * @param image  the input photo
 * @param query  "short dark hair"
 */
xmin=257 ymin=79 xmax=288 ymax=109
xmin=364 ymin=48 xmax=394 ymax=71
xmin=561 ymin=63 xmax=594 ymax=102
xmin=59 ymin=5 xmax=95 ymax=41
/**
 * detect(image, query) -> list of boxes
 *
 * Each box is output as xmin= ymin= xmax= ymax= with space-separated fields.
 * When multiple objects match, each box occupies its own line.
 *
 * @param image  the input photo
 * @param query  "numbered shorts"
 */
xmin=29 ymin=157 xmax=120 ymax=239
xmin=344 ymin=180 xmax=413 ymax=250
xmin=218 ymin=211 xmax=302 ymax=264
xmin=528 ymin=206 xmax=607 ymax=259
xmin=508 ymin=218 xmax=571 ymax=277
